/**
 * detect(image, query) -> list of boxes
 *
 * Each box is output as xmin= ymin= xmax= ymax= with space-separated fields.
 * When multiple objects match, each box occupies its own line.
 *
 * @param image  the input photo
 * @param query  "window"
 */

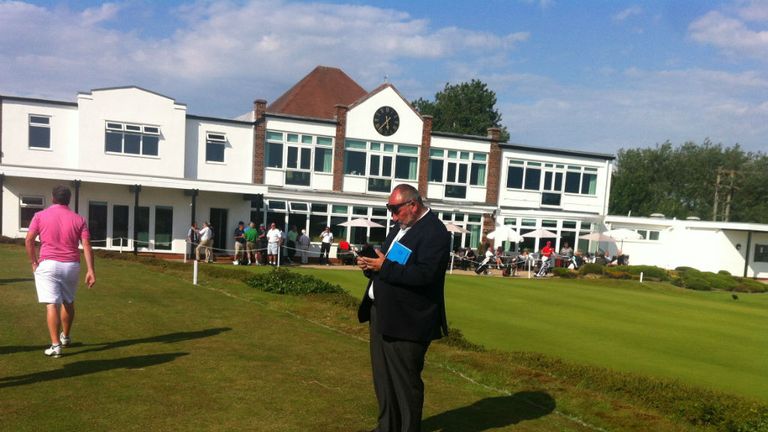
xmin=105 ymin=122 xmax=160 ymax=156
xmin=395 ymin=145 xmax=418 ymax=180
xmin=755 ymin=244 xmax=768 ymax=263
xmin=29 ymin=115 xmax=51 ymax=149
xmin=136 ymin=206 xmax=150 ymax=248
xmin=315 ymin=137 xmax=333 ymax=173
xmin=344 ymin=140 xmax=367 ymax=175
xmin=524 ymin=163 xmax=541 ymax=190
xmin=470 ymin=154 xmax=487 ymax=186
xmin=154 ymin=207 xmax=173 ymax=250
xmin=266 ymin=131 xmax=283 ymax=168
xmin=112 ymin=205 xmax=129 ymax=247
xmin=88 ymin=202 xmax=108 ymax=246
xmin=285 ymin=142 xmax=312 ymax=186
xmin=507 ymin=160 xmax=524 ymax=189
xmin=20 ymin=196 xmax=44 ymax=229
xmin=565 ymin=166 xmax=598 ymax=196
xmin=206 ymin=133 xmax=226 ymax=163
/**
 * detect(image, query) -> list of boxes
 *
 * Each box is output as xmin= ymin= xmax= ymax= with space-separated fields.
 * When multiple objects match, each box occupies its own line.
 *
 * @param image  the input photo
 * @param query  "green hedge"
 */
xmin=674 ymin=267 xmax=767 ymax=293
xmin=578 ymin=263 xmax=605 ymax=276
xmin=551 ymin=267 xmax=577 ymax=278
xmin=245 ymin=267 xmax=346 ymax=295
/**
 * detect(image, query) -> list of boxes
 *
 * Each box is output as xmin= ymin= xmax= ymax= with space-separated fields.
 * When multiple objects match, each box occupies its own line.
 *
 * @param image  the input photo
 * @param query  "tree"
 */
xmin=609 ymin=140 xmax=768 ymax=223
xmin=412 ymin=80 xmax=510 ymax=142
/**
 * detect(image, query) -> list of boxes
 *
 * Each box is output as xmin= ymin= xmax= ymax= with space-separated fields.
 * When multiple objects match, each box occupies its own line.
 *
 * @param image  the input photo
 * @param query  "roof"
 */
xmin=267 ymin=66 xmax=368 ymax=120
xmin=80 ymin=86 xmax=182 ymax=105
xmin=500 ymin=142 xmax=616 ymax=161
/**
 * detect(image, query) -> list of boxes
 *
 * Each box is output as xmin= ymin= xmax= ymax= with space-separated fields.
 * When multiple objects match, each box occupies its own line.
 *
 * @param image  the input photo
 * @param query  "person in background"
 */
xmin=319 ymin=226 xmax=333 ymax=265
xmin=286 ymin=225 xmax=298 ymax=264
xmin=244 ymin=222 xmax=259 ymax=265
xmin=560 ymin=241 xmax=573 ymax=258
xmin=232 ymin=221 xmax=246 ymax=265
xmin=25 ymin=185 xmax=96 ymax=358
xmin=536 ymin=240 xmax=554 ymax=277
xmin=297 ymin=229 xmax=311 ymax=264
xmin=186 ymin=222 xmax=199 ymax=261
xmin=196 ymin=222 xmax=214 ymax=263
xmin=266 ymin=222 xmax=282 ymax=266
xmin=257 ymin=224 xmax=267 ymax=265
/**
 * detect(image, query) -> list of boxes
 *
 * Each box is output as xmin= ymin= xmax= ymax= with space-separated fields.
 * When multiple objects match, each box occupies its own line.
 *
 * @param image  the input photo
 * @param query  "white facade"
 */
xmin=1 ymin=88 xmax=266 ymax=256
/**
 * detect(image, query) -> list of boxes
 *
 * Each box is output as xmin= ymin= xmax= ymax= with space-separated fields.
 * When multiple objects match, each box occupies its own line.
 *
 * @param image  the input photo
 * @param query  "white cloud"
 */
xmin=0 ymin=0 xmax=529 ymax=110
xmin=493 ymin=67 xmax=768 ymax=153
xmin=613 ymin=6 xmax=643 ymax=22
xmin=689 ymin=6 xmax=768 ymax=61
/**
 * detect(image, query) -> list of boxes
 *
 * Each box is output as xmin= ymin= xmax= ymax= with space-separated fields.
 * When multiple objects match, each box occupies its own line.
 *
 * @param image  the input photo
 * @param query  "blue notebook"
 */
xmin=386 ymin=241 xmax=412 ymax=265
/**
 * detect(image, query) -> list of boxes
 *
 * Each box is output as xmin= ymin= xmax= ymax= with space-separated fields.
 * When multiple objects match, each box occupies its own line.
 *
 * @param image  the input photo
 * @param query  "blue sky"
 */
xmin=2 ymin=0 xmax=767 ymax=154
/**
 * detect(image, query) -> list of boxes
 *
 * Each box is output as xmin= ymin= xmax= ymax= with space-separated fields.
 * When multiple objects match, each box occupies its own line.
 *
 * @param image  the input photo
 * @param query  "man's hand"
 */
xmin=31 ymin=262 xmax=38 ymax=273
xmin=357 ymin=249 xmax=386 ymax=272
xmin=85 ymin=271 xmax=96 ymax=288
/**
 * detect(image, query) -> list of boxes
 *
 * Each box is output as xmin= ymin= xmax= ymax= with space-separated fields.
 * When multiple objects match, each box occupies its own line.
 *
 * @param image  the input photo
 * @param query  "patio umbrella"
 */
xmin=337 ymin=218 xmax=385 ymax=228
xmin=580 ymin=232 xmax=616 ymax=242
xmin=486 ymin=225 xmax=523 ymax=243
xmin=521 ymin=228 xmax=558 ymax=239
xmin=443 ymin=221 xmax=470 ymax=234
xmin=603 ymin=228 xmax=642 ymax=249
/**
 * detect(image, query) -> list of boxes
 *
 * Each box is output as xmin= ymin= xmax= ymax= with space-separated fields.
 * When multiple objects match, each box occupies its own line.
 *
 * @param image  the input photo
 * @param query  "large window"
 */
xmin=508 ymin=160 xmax=599 ymax=197
xmin=394 ymin=145 xmax=418 ymax=180
xmin=206 ymin=132 xmax=226 ymax=163
xmin=344 ymin=140 xmax=367 ymax=176
xmin=564 ymin=165 xmax=598 ymax=195
xmin=136 ymin=206 xmax=150 ymax=248
xmin=112 ymin=205 xmax=129 ymax=247
xmin=105 ymin=122 xmax=160 ymax=156
xmin=155 ymin=207 xmax=173 ymax=250
xmin=266 ymin=131 xmax=334 ymax=185
xmin=20 ymin=196 xmax=44 ymax=229
xmin=429 ymin=149 xmax=487 ymax=199
xmin=88 ymin=202 xmax=108 ymax=247
xmin=344 ymin=140 xmax=418 ymax=192
xmin=29 ymin=115 xmax=51 ymax=149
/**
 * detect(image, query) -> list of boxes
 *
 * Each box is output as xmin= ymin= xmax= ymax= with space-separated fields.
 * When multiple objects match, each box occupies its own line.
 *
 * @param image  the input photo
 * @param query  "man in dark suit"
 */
xmin=357 ymin=184 xmax=450 ymax=432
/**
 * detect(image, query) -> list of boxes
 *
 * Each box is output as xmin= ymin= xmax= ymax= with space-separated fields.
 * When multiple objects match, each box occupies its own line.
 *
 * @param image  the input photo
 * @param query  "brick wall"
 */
xmin=332 ymin=104 xmax=348 ymax=192
xmin=417 ymin=115 xmax=433 ymax=197
xmin=485 ymin=127 xmax=501 ymax=205
xmin=252 ymin=99 xmax=267 ymax=184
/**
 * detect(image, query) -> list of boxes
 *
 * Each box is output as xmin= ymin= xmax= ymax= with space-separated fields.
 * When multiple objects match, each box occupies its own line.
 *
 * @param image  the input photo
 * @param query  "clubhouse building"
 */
xmin=2 ymin=66 xmax=766 ymax=278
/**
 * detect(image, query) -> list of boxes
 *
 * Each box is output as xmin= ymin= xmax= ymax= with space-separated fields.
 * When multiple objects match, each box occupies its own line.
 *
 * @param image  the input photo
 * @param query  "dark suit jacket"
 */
xmin=357 ymin=209 xmax=450 ymax=342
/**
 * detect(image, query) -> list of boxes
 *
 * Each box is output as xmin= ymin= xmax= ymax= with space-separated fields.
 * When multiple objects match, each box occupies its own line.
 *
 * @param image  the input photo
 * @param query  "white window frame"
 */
xmin=20 ymin=195 xmax=45 ymax=230
xmin=205 ymin=132 xmax=227 ymax=163
xmin=28 ymin=115 xmax=51 ymax=150
xmin=105 ymin=121 xmax=161 ymax=157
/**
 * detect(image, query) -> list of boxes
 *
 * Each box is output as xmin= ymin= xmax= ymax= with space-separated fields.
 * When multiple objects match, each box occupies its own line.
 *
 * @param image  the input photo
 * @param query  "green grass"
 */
xmin=319 ymin=269 xmax=768 ymax=402
xmin=2 ymin=243 xmax=766 ymax=431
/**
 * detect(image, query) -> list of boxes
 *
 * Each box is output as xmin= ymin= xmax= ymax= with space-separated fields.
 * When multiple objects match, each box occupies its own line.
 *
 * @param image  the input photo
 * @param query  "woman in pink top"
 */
xmin=25 ymin=185 xmax=96 ymax=358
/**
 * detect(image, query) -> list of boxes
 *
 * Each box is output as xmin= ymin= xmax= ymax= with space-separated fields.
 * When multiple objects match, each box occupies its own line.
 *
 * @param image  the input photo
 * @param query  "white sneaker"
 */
xmin=233 ymin=260 xmax=239 ymax=265
xmin=59 ymin=332 xmax=71 ymax=347
xmin=44 ymin=344 xmax=62 ymax=358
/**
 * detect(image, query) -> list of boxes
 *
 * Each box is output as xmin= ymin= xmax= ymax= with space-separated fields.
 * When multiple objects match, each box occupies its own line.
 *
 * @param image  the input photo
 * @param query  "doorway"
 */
xmin=210 ymin=208 xmax=228 ymax=253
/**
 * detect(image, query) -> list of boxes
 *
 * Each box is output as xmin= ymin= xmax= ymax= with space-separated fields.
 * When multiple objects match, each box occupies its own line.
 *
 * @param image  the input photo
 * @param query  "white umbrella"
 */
xmin=444 ymin=221 xmax=470 ymax=234
xmin=521 ymin=228 xmax=558 ymax=239
xmin=604 ymin=228 xmax=642 ymax=249
xmin=338 ymin=218 xmax=385 ymax=228
xmin=580 ymin=232 xmax=616 ymax=242
xmin=486 ymin=225 xmax=523 ymax=243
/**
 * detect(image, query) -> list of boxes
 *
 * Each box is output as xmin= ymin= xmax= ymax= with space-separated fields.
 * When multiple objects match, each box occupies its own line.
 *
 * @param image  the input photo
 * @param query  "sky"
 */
xmin=1 ymin=0 xmax=767 ymax=155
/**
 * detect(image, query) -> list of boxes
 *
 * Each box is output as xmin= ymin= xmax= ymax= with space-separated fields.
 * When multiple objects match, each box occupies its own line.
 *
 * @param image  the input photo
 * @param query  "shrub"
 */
xmin=579 ymin=263 xmax=604 ymax=276
xmin=603 ymin=269 xmax=632 ymax=279
xmin=718 ymin=270 xmax=732 ymax=276
xmin=437 ymin=326 xmax=485 ymax=352
xmin=734 ymin=278 xmax=768 ymax=293
xmin=552 ymin=267 xmax=577 ymax=278
xmin=245 ymin=267 xmax=345 ymax=295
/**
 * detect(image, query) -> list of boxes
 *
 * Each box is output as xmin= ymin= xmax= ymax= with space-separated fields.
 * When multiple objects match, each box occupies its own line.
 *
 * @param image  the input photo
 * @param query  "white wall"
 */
xmin=498 ymin=149 xmax=610 ymax=215
xmin=346 ymin=87 xmax=423 ymax=145
xmin=1 ymin=100 xmax=79 ymax=169
xmin=77 ymin=88 xmax=187 ymax=178
xmin=186 ymin=119 xmax=253 ymax=183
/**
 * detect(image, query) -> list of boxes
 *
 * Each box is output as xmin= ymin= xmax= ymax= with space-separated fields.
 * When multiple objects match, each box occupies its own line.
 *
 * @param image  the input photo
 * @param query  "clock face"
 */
xmin=373 ymin=106 xmax=400 ymax=136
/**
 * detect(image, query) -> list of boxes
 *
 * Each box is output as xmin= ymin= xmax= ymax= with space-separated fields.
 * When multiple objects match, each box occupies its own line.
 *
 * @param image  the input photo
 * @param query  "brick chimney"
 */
xmin=332 ymin=104 xmax=349 ymax=192
xmin=417 ymin=115 xmax=433 ymax=197
xmin=485 ymin=127 xmax=501 ymax=205
xmin=252 ymin=99 xmax=267 ymax=184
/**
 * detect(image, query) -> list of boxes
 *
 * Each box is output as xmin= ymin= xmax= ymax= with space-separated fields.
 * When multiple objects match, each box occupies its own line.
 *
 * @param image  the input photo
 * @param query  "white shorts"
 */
xmin=34 ymin=260 xmax=80 ymax=304
xmin=268 ymin=242 xmax=279 ymax=255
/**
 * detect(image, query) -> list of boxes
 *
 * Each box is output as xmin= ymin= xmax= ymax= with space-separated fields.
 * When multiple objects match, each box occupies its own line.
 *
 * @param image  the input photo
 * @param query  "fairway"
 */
xmin=335 ymin=269 xmax=768 ymax=402
xmin=0 ymin=244 xmax=622 ymax=432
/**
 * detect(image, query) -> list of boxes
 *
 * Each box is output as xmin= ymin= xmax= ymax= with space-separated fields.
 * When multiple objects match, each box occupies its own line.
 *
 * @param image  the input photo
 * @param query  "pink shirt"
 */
xmin=28 ymin=204 xmax=90 ymax=263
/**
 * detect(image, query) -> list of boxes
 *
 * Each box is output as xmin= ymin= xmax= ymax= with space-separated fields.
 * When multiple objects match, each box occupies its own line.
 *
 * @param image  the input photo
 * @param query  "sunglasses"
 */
xmin=386 ymin=200 xmax=413 ymax=213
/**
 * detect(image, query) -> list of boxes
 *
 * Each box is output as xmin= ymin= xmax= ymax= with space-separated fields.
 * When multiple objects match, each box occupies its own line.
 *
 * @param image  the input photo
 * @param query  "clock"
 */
xmin=373 ymin=106 xmax=400 ymax=136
